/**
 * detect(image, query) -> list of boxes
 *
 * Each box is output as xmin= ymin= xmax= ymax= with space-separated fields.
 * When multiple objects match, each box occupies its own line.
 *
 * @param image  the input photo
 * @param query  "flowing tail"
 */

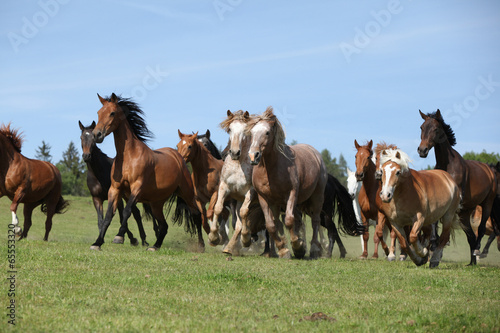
xmin=326 ymin=174 xmax=364 ymax=236
xmin=41 ymin=196 xmax=69 ymax=215
xmin=490 ymin=196 xmax=500 ymax=235
xmin=165 ymin=193 xmax=200 ymax=236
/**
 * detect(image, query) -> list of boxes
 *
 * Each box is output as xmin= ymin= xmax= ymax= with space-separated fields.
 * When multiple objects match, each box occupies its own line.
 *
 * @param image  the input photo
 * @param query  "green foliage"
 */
xmin=321 ymin=149 xmax=347 ymax=185
xmin=463 ymin=150 xmax=500 ymax=165
xmin=56 ymin=141 xmax=88 ymax=196
xmin=34 ymin=140 xmax=52 ymax=163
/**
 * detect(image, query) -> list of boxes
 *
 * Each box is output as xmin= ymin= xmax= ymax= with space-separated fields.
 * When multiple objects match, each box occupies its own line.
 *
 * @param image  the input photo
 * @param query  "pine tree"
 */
xmin=35 ymin=140 xmax=52 ymax=163
xmin=56 ymin=141 xmax=88 ymax=196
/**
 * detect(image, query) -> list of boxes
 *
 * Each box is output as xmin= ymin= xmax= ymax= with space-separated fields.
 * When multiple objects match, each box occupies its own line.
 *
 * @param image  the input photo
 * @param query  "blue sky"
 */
xmin=1 ymin=0 xmax=499 ymax=171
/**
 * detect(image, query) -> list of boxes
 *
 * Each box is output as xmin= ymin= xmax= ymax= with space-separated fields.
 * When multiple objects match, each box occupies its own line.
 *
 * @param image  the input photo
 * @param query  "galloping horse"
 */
xmin=379 ymin=149 xmax=461 ymax=268
xmin=247 ymin=107 xmax=328 ymax=259
xmin=0 ymin=123 xmax=68 ymax=240
xmin=176 ymin=130 xmax=228 ymax=247
xmin=417 ymin=110 xmax=499 ymax=265
xmin=197 ymin=129 xmax=223 ymax=160
xmin=91 ymin=93 xmax=205 ymax=251
xmin=79 ymin=120 xmax=152 ymax=246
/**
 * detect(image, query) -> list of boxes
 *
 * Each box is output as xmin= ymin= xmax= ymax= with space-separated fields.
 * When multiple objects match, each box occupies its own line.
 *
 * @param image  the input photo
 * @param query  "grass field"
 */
xmin=2 ymin=195 xmax=500 ymax=332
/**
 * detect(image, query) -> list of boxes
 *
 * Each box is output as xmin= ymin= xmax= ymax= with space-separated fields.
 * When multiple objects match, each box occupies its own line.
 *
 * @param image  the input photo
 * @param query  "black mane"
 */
xmin=197 ymin=131 xmax=223 ymax=160
xmin=105 ymin=95 xmax=154 ymax=143
xmin=427 ymin=109 xmax=456 ymax=146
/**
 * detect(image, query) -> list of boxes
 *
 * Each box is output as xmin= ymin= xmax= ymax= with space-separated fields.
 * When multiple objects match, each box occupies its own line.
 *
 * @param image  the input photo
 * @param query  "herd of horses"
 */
xmin=1 ymin=93 xmax=499 ymax=268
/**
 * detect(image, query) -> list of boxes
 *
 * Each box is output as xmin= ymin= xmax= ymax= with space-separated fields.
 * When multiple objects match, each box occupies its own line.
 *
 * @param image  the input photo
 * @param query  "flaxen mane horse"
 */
xmin=0 ymin=123 xmax=68 ymax=240
xmin=379 ymin=148 xmax=461 ymax=267
xmin=247 ymin=107 xmax=328 ymax=259
xmin=91 ymin=93 xmax=204 ymax=251
xmin=418 ymin=109 xmax=499 ymax=265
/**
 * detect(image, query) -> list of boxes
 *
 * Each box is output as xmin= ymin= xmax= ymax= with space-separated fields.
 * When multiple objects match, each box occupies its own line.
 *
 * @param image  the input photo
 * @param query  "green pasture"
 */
xmin=1 ymin=196 xmax=500 ymax=332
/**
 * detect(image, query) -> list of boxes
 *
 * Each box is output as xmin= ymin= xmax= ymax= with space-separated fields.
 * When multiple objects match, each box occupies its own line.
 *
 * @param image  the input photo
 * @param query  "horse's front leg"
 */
xmin=223 ymin=201 xmax=243 ymax=256
xmin=240 ymin=188 xmax=256 ymax=247
xmin=117 ymin=195 xmax=139 ymax=246
xmin=91 ymin=187 xmax=120 ymax=250
xmin=10 ymin=189 xmax=26 ymax=237
xmin=391 ymin=222 xmax=426 ymax=266
xmin=409 ymin=213 xmax=429 ymax=259
xmin=375 ymin=212 xmax=390 ymax=258
xmin=258 ymin=195 xmax=289 ymax=259
xmin=208 ymin=182 xmax=229 ymax=246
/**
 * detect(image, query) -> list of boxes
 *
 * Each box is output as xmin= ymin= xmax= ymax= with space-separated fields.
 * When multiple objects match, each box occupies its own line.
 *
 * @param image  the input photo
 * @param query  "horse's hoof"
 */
xmin=339 ymin=251 xmax=347 ymax=259
xmin=479 ymin=251 xmax=488 ymax=258
xmin=278 ymin=248 xmax=291 ymax=259
xmin=113 ymin=236 xmax=124 ymax=244
xmin=473 ymin=249 xmax=481 ymax=257
xmin=146 ymin=246 xmax=158 ymax=252
xmin=241 ymin=234 xmax=252 ymax=248
xmin=14 ymin=227 xmax=22 ymax=237
xmin=371 ymin=254 xmax=379 ymax=260
xmin=293 ymin=246 xmax=307 ymax=259
xmin=358 ymin=255 xmax=368 ymax=260
xmin=208 ymin=232 xmax=220 ymax=246
xmin=198 ymin=244 xmax=206 ymax=253
xmin=142 ymin=241 xmax=149 ymax=247
xmin=399 ymin=255 xmax=407 ymax=261
xmin=90 ymin=245 xmax=101 ymax=251
xmin=130 ymin=238 xmax=139 ymax=246
xmin=429 ymin=261 xmax=440 ymax=269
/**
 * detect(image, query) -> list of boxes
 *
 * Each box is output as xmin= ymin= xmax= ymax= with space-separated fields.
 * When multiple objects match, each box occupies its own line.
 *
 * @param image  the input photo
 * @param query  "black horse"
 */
xmin=79 ymin=121 xmax=155 ymax=246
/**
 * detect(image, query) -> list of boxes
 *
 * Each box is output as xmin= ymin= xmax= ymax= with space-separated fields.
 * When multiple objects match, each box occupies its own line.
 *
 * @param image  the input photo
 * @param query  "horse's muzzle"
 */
xmin=93 ymin=130 xmax=106 ymax=144
xmin=249 ymin=151 xmax=261 ymax=165
xmin=417 ymin=146 xmax=429 ymax=158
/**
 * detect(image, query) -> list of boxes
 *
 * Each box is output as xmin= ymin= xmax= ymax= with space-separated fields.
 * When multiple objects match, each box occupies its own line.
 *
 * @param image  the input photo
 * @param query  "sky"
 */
xmin=1 ymin=0 xmax=499 ymax=172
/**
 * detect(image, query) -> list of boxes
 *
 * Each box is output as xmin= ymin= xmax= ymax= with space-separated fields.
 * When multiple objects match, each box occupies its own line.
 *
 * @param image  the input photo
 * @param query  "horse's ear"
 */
xmin=205 ymin=129 xmax=210 ymax=139
xmin=178 ymin=129 xmax=184 ymax=139
xmin=395 ymin=151 xmax=401 ymax=159
xmin=354 ymin=139 xmax=360 ymax=149
xmin=419 ymin=110 xmax=428 ymax=120
xmin=97 ymin=93 xmax=107 ymax=105
xmin=436 ymin=109 xmax=442 ymax=118
xmin=78 ymin=121 xmax=84 ymax=131
xmin=227 ymin=110 xmax=232 ymax=117
xmin=382 ymin=150 xmax=387 ymax=156
xmin=244 ymin=111 xmax=250 ymax=119
xmin=91 ymin=121 xmax=96 ymax=130
xmin=193 ymin=131 xmax=198 ymax=139
xmin=110 ymin=93 xmax=118 ymax=103
xmin=368 ymin=140 xmax=373 ymax=150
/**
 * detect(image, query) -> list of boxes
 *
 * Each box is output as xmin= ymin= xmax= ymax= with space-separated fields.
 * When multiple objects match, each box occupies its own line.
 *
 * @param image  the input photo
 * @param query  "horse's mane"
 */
xmin=379 ymin=148 xmax=412 ymax=172
xmin=220 ymin=110 xmax=251 ymax=132
xmin=197 ymin=131 xmax=222 ymax=160
xmin=426 ymin=109 xmax=456 ymax=146
xmin=246 ymin=106 xmax=287 ymax=156
xmin=0 ymin=123 xmax=23 ymax=153
xmin=375 ymin=142 xmax=398 ymax=157
xmin=105 ymin=94 xmax=154 ymax=143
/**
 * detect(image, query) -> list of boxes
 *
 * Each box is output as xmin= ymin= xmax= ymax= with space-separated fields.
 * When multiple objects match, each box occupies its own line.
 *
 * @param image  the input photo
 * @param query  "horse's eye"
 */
xmin=110 ymin=112 xmax=115 ymax=117
xmin=396 ymin=171 xmax=400 ymax=176
xmin=188 ymin=145 xmax=192 ymax=149
xmin=266 ymin=131 xmax=270 ymax=136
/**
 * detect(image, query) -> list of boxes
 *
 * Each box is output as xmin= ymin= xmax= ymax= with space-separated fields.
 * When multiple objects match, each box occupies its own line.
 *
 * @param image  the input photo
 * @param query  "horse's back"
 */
xmin=12 ymin=157 xmax=61 ymax=202
xmin=464 ymin=159 xmax=496 ymax=207
xmin=412 ymin=168 xmax=460 ymax=214
xmin=290 ymin=143 xmax=327 ymax=203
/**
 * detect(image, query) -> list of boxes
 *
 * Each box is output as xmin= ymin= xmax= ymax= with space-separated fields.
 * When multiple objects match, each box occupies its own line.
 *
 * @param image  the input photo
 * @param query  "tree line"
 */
xmin=35 ymin=140 xmax=499 ymax=197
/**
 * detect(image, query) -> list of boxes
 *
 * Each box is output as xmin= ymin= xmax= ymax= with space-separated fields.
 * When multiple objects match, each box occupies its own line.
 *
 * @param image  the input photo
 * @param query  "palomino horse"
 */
xmin=418 ymin=109 xmax=499 ymax=265
xmin=176 ymin=130 xmax=229 ymax=248
xmin=379 ymin=149 xmax=461 ymax=268
xmin=353 ymin=140 xmax=392 ymax=260
xmin=0 ymin=123 xmax=68 ymax=240
xmin=79 ymin=120 xmax=152 ymax=246
xmin=91 ymin=93 xmax=205 ymax=251
xmin=247 ymin=107 xmax=327 ymax=259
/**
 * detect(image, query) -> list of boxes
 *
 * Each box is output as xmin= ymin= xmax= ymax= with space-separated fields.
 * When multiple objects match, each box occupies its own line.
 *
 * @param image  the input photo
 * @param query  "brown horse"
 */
xmin=91 ymin=93 xmax=205 ymax=251
xmin=176 ymin=131 xmax=228 ymax=246
xmin=417 ymin=109 xmax=499 ymax=265
xmin=354 ymin=140 xmax=392 ymax=260
xmin=0 ymin=123 xmax=68 ymax=240
xmin=247 ymin=107 xmax=328 ymax=259
xmin=379 ymin=149 xmax=461 ymax=268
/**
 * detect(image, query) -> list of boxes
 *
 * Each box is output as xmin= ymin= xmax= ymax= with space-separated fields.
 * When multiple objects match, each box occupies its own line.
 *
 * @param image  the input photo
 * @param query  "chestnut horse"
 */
xmin=79 ymin=120 xmax=152 ymax=246
xmin=176 ymin=130 xmax=229 ymax=248
xmin=91 ymin=93 xmax=205 ymax=251
xmin=0 ymin=123 xmax=68 ymax=240
xmin=417 ymin=109 xmax=499 ymax=265
xmin=379 ymin=149 xmax=461 ymax=268
xmin=247 ymin=107 xmax=328 ymax=259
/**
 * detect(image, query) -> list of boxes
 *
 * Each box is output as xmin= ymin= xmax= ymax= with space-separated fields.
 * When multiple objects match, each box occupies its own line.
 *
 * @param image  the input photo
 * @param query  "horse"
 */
xmin=354 ymin=140 xmax=394 ymax=260
xmin=196 ymin=129 xmax=223 ymax=160
xmin=90 ymin=93 xmax=205 ymax=251
xmin=79 ymin=120 xmax=153 ymax=246
xmin=0 ymin=123 xmax=68 ymax=240
xmin=379 ymin=148 xmax=461 ymax=268
xmin=417 ymin=109 xmax=499 ymax=265
xmin=176 ymin=130 xmax=229 ymax=248
xmin=471 ymin=206 xmax=499 ymax=257
xmin=248 ymin=107 xmax=329 ymax=259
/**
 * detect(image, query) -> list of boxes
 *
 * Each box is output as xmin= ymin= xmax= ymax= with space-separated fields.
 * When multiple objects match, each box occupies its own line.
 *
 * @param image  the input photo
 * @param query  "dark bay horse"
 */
xmin=0 ymin=123 xmax=68 ymax=240
xmin=197 ymin=129 xmax=223 ymax=160
xmin=379 ymin=148 xmax=461 ymax=268
xmin=247 ymin=107 xmax=328 ymax=259
xmin=91 ymin=93 xmax=205 ymax=251
xmin=79 ymin=120 xmax=153 ymax=246
xmin=418 ymin=109 xmax=499 ymax=265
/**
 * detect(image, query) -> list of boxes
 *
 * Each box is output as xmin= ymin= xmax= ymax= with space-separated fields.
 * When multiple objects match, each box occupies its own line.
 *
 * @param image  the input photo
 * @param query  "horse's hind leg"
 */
xmin=148 ymin=201 xmax=169 ymax=251
xmin=479 ymin=231 xmax=496 ymax=258
xmin=21 ymin=203 xmax=37 ymax=240
xmin=131 ymin=204 xmax=149 ymax=246
xmin=430 ymin=213 xmax=457 ymax=268
xmin=113 ymin=199 xmax=127 ymax=244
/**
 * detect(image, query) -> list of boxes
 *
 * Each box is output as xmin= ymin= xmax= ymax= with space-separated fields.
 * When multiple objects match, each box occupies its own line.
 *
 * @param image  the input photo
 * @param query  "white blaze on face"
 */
xmin=182 ymin=140 xmax=187 ymax=145
xmin=229 ymin=121 xmax=246 ymax=148
xmin=381 ymin=164 xmax=397 ymax=199
xmin=347 ymin=171 xmax=360 ymax=196
xmin=250 ymin=122 xmax=269 ymax=150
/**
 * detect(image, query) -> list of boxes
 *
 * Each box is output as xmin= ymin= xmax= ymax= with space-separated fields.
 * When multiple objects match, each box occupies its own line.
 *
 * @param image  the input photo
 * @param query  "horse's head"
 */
xmin=379 ymin=149 xmax=411 ymax=203
xmin=346 ymin=167 xmax=361 ymax=200
xmin=247 ymin=107 xmax=284 ymax=165
xmin=177 ymin=130 xmax=199 ymax=163
xmin=79 ymin=120 xmax=96 ymax=162
xmin=93 ymin=93 xmax=123 ymax=143
xmin=197 ymin=129 xmax=211 ymax=150
xmin=417 ymin=109 xmax=449 ymax=158
xmin=374 ymin=142 xmax=398 ymax=180
xmin=221 ymin=110 xmax=251 ymax=160
xmin=354 ymin=139 xmax=373 ymax=181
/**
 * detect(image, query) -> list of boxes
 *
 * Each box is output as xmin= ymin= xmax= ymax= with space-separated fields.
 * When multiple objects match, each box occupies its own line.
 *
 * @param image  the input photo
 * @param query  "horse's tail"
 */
xmin=326 ymin=174 xmax=363 ymax=236
xmin=490 ymin=195 xmax=500 ymax=234
xmin=164 ymin=193 xmax=199 ymax=236
xmin=142 ymin=203 xmax=153 ymax=220
xmin=41 ymin=195 xmax=69 ymax=215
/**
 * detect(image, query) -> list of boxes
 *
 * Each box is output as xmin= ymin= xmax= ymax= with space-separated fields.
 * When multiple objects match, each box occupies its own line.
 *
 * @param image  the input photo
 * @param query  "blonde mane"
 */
xmin=379 ymin=148 xmax=412 ymax=172
xmin=220 ymin=110 xmax=252 ymax=132
xmin=246 ymin=106 xmax=287 ymax=157
xmin=0 ymin=123 xmax=24 ymax=153
xmin=375 ymin=142 xmax=398 ymax=158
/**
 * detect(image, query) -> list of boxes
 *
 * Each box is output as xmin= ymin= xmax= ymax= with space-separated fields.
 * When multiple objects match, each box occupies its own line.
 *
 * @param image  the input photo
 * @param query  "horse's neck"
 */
xmin=434 ymin=141 xmax=466 ymax=185
xmin=191 ymin=143 xmax=221 ymax=175
xmin=88 ymin=146 xmax=112 ymax=180
xmin=361 ymin=160 xmax=378 ymax=194
xmin=0 ymin=137 xmax=20 ymax=180
xmin=112 ymin=122 xmax=147 ymax=161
